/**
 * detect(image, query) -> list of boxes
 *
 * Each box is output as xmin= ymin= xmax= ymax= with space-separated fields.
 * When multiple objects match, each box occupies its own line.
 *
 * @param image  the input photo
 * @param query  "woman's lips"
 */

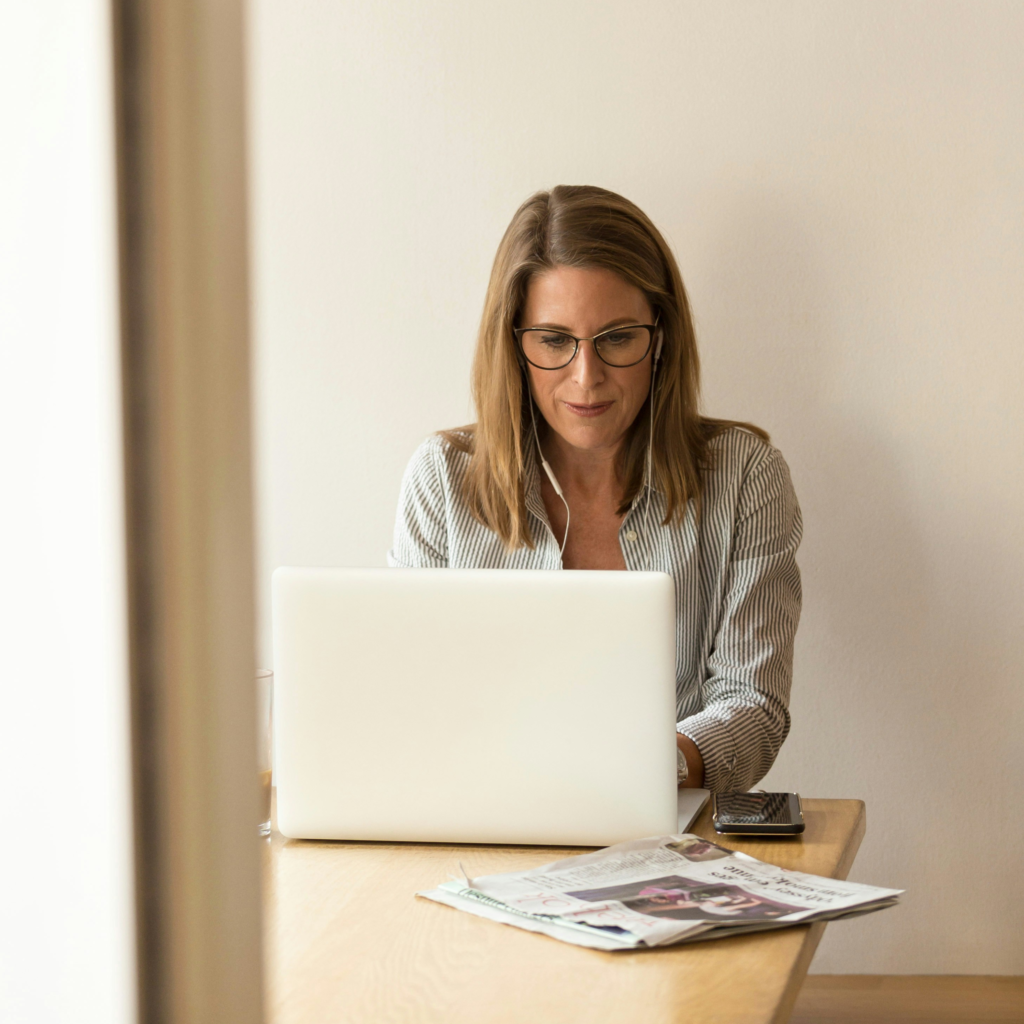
xmin=563 ymin=401 xmax=613 ymax=417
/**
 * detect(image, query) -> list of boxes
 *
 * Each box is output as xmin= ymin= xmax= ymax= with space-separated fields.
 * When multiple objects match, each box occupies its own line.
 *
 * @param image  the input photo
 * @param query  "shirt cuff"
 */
xmin=677 ymin=713 xmax=740 ymax=793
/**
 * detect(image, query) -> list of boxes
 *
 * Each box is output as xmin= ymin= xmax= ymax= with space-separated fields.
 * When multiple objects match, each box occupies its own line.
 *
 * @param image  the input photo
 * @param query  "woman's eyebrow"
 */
xmin=526 ymin=316 xmax=645 ymax=333
xmin=596 ymin=317 xmax=644 ymax=331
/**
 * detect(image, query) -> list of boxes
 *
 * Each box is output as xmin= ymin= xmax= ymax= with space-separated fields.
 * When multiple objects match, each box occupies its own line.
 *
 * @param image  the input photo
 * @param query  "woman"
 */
xmin=388 ymin=185 xmax=802 ymax=793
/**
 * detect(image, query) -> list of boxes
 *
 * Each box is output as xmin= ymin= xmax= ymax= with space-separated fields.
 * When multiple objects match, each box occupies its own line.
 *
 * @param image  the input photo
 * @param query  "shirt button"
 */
xmin=625 ymin=530 xmax=638 ymax=542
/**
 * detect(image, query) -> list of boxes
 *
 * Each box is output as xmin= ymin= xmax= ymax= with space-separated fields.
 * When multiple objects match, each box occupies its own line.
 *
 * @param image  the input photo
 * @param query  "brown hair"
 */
xmin=442 ymin=185 xmax=767 ymax=549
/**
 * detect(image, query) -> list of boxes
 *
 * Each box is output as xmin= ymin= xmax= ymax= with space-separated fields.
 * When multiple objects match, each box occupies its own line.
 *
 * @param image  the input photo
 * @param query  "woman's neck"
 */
xmin=541 ymin=431 xmax=624 ymax=502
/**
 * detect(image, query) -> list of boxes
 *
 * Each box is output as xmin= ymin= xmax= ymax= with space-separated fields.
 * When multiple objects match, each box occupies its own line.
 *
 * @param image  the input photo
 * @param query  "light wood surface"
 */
xmin=264 ymin=799 xmax=865 ymax=1024
xmin=112 ymin=1 xmax=263 ymax=1020
xmin=792 ymin=975 xmax=1024 ymax=1023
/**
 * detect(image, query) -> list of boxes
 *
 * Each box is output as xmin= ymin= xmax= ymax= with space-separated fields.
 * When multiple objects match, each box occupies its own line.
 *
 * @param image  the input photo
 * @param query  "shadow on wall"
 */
xmin=685 ymin=186 xmax=1021 ymax=970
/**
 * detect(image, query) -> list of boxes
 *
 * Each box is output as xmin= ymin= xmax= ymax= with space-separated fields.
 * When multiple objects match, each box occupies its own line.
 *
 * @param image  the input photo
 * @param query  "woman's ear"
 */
xmin=513 ymin=334 xmax=526 ymax=367
xmin=654 ymin=329 xmax=664 ymax=366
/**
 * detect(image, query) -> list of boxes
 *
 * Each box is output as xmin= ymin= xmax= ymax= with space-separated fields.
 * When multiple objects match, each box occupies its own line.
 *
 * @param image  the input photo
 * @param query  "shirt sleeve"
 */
xmin=678 ymin=446 xmax=803 ymax=792
xmin=387 ymin=438 xmax=450 ymax=568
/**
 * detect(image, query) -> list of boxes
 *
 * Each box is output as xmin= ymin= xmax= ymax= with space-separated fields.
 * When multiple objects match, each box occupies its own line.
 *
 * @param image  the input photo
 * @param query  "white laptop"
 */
xmin=272 ymin=567 xmax=709 ymax=846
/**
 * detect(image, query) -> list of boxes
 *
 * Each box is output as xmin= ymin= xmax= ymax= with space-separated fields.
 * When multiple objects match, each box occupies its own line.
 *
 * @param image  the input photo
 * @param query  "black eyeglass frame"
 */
xmin=513 ymin=323 xmax=658 ymax=370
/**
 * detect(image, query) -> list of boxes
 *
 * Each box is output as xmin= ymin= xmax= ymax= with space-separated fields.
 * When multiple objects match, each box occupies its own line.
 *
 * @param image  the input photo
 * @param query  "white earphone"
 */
xmin=642 ymin=326 xmax=663 ymax=567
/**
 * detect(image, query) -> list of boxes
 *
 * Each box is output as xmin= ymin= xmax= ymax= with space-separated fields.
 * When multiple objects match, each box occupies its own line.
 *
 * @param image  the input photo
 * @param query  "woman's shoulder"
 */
xmin=699 ymin=423 xmax=801 ymax=542
xmin=702 ymin=422 xmax=793 ymax=492
xmin=435 ymin=425 xmax=475 ymax=457
xmin=402 ymin=427 xmax=475 ymax=488
xmin=705 ymin=421 xmax=774 ymax=459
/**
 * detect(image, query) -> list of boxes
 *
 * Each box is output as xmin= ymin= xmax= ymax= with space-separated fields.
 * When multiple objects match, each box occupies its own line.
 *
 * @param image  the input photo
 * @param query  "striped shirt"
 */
xmin=388 ymin=426 xmax=802 ymax=792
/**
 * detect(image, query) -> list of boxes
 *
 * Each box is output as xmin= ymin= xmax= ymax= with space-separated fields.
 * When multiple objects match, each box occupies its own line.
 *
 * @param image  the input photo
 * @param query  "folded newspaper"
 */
xmin=418 ymin=834 xmax=902 ymax=951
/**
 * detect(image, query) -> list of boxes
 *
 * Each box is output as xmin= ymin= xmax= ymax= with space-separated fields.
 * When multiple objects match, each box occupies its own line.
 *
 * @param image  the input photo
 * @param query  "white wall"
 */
xmin=0 ymin=2 xmax=136 ymax=1021
xmin=250 ymin=0 xmax=1024 ymax=973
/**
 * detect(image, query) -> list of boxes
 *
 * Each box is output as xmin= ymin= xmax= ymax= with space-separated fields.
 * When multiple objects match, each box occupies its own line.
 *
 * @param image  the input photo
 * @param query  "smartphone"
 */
xmin=712 ymin=791 xmax=804 ymax=835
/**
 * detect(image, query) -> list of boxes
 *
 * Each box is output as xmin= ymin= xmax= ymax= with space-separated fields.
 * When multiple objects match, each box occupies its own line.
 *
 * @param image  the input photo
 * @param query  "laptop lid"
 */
xmin=272 ymin=567 xmax=679 ymax=846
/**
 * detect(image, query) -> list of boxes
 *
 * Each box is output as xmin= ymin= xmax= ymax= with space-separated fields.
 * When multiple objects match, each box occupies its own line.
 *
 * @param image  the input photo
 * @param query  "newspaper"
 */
xmin=418 ymin=834 xmax=902 ymax=951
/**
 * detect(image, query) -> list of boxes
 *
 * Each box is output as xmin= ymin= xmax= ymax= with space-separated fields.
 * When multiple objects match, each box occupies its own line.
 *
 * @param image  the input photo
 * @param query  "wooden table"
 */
xmin=264 ymin=799 xmax=865 ymax=1024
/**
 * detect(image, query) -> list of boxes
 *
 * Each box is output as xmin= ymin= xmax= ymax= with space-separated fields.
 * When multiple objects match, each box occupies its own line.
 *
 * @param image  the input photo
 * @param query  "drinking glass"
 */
xmin=256 ymin=668 xmax=273 ymax=836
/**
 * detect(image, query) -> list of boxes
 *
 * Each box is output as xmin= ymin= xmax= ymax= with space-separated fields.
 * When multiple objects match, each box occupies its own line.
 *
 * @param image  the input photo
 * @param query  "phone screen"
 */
xmin=714 ymin=792 xmax=796 ymax=825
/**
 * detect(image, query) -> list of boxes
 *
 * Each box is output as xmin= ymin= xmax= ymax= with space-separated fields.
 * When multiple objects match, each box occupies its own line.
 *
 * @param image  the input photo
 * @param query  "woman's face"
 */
xmin=520 ymin=265 xmax=655 ymax=456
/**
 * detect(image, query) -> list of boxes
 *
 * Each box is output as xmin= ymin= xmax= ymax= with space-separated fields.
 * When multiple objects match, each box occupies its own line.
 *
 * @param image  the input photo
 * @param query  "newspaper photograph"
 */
xmin=419 ymin=834 xmax=902 ymax=951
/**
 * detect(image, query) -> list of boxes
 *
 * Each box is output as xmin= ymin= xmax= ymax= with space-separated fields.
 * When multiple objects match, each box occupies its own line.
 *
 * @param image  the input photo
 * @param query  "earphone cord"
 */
xmin=643 ymin=360 xmax=658 ymax=572
xmin=529 ymin=393 xmax=571 ymax=561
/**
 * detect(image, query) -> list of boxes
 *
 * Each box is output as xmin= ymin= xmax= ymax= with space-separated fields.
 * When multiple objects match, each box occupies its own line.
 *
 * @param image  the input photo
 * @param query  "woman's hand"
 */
xmin=676 ymin=732 xmax=705 ymax=788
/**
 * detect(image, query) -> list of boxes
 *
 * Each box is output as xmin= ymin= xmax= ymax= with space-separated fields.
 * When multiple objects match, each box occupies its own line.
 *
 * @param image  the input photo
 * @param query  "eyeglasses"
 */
xmin=514 ymin=324 xmax=657 ymax=370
